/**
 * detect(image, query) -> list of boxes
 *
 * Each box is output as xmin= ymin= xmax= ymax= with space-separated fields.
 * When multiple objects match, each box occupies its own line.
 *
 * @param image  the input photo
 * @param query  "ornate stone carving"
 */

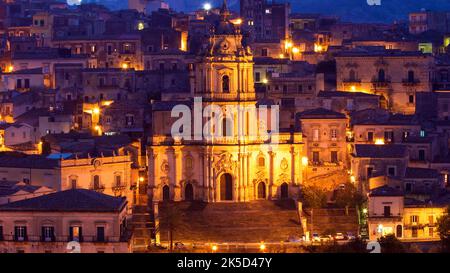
xmin=161 ymin=160 xmax=169 ymax=174
xmin=280 ymin=158 xmax=289 ymax=171
xmin=276 ymin=173 xmax=290 ymax=186
xmin=214 ymin=153 xmax=237 ymax=174
xmin=255 ymin=169 xmax=267 ymax=182
xmin=160 ymin=176 xmax=169 ymax=185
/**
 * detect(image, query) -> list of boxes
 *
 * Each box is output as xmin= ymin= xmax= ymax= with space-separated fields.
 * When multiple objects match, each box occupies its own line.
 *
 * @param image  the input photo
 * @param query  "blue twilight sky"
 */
xmin=166 ymin=0 xmax=450 ymax=22
xmin=75 ymin=0 xmax=450 ymax=23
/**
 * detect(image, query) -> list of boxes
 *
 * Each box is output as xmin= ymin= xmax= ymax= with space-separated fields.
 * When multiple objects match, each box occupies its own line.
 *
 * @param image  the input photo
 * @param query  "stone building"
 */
xmin=0 ymin=189 xmax=130 ymax=253
xmin=335 ymin=48 xmax=434 ymax=114
xmin=148 ymin=2 xmax=305 ymax=203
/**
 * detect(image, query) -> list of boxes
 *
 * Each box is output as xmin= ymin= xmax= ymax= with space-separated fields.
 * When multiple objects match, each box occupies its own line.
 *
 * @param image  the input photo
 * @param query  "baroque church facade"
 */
xmin=148 ymin=1 xmax=305 ymax=203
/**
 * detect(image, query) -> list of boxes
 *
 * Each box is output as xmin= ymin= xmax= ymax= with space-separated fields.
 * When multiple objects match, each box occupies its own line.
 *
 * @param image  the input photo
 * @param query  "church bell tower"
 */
xmin=191 ymin=0 xmax=255 ymax=101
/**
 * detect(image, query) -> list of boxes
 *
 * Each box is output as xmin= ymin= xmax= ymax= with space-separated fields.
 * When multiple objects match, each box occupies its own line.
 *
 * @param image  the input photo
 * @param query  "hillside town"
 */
xmin=0 ymin=0 xmax=450 ymax=253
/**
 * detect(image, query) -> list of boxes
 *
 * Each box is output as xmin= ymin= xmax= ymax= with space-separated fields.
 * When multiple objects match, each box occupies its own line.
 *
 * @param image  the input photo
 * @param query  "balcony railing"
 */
xmin=402 ymin=79 xmax=421 ymax=86
xmin=371 ymin=79 xmax=391 ymax=88
xmin=0 ymin=235 xmax=128 ymax=243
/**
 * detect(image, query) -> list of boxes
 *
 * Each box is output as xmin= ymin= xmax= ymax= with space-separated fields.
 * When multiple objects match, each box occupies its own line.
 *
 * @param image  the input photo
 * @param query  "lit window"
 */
xmin=313 ymin=129 xmax=319 ymax=142
xmin=330 ymin=129 xmax=338 ymax=141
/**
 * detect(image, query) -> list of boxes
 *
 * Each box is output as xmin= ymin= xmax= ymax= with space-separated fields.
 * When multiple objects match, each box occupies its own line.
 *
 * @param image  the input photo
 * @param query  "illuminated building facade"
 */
xmin=148 ymin=2 xmax=305 ymax=203
xmin=336 ymin=48 xmax=434 ymax=114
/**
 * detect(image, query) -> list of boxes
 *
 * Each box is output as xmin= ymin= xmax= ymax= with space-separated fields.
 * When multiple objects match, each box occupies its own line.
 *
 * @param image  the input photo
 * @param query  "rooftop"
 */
xmin=369 ymin=185 xmax=404 ymax=197
xmin=297 ymin=108 xmax=347 ymax=119
xmin=0 ymin=189 xmax=127 ymax=212
xmin=353 ymin=144 xmax=407 ymax=158
xmin=404 ymin=167 xmax=440 ymax=179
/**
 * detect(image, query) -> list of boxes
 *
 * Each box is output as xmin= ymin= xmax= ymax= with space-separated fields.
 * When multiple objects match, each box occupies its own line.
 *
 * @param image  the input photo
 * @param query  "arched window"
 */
xmin=378 ymin=69 xmax=385 ymax=82
xmin=185 ymin=156 xmax=193 ymax=170
xmin=408 ymin=70 xmax=415 ymax=83
xmin=258 ymin=157 xmax=265 ymax=167
xmin=222 ymin=75 xmax=230 ymax=93
xmin=349 ymin=69 xmax=356 ymax=81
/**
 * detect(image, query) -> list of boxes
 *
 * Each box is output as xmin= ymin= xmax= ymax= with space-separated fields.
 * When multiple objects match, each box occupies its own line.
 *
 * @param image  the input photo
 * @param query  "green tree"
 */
xmin=378 ymin=234 xmax=405 ymax=253
xmin=158 ymin=203 xmax=185 ymax=252
xmin=437 ymin=206 xmax=450 ymax=253
xmin=334 ymin=183 xmax=366 ymax=209
xmin=300 ymin=185 xmax=327 ymax=208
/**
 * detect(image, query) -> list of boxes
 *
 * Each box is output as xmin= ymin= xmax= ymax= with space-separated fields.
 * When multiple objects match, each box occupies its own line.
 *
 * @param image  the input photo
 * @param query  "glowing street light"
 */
xmin=363 ymin=208 xmax=368 ymax=214
xmin=139 ymin=177 xmax=145 ymax=182
xmin=374 ymin=138 xmax=385 ymax=145
xmin=121 ymin=63 xmax=129 ymax=70
xmin=203 ymin=3 xmax=212 ymax=11
xmin=292 ymin=47 xmax=300 ymax=54
xmin=302 ymin=156 xmax=308 ymax=166
xmin=284 ymin=41 xmax=293 ymax=49
xmin=262 ymin=79 xmax=268 ymax=84
xmin=232 ymin=18 xmax=243 ymax=25
xmin=259 ymin=242 xmax=266 ymax=252
xmin=211 ymin=245 xmax=218 ymax=252
xmin=93 ymin=107 xmax=100 ymax=115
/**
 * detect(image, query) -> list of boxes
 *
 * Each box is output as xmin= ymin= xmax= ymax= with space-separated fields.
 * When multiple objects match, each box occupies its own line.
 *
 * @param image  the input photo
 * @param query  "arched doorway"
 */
xmin=280 ymin=183 xmax=289 ymax=199
xmin=257 ymin=182 xmax=266 ymax=199
xmin=162 ymin=185 xmax=170 ymax=201
xmin=185 ymin=183 xmax=194 ymax=201
xmin=396 ymin=225 xmax=403 ymax=238
xmin=220 ymin=173 xmax=233 ymax=201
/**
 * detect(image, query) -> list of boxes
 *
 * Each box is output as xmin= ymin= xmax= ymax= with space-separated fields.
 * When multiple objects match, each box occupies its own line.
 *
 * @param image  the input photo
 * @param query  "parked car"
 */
xmin=312 ymin=233 xmax=320 ymax=242
xmin=346 ymin=232 xmax=356 ymax=240
xmin=320 ymin=235 xmax=332 ymax=242
xmin=334 ymin=233 xmax=345 ymax=240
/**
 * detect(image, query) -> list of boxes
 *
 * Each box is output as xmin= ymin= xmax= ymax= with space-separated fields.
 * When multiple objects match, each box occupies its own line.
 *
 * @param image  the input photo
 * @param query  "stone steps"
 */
xmin=157 ymin=200 xmax=302 ymax=243
xmin=130 ymin=205 xmax=154 ymax=251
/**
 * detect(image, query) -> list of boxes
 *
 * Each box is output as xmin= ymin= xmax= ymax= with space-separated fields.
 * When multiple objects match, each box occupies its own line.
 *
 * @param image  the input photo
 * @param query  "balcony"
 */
xmin=371 ymin=79 xmax=391 ymax=88
xmin=402 ymin=79 xmax=421 ymax=86
xmin=41 ymin=236 xmax=56 ymax=242
xmin=90 ymin=185 xmax=106 ymax=193
xmin=0 ymin=235 xmax=127 ymax=243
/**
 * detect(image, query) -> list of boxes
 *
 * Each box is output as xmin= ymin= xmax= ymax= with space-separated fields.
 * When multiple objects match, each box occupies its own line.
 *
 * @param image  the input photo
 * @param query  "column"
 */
xmin=173 ymin=147 xmax=182 ymax=201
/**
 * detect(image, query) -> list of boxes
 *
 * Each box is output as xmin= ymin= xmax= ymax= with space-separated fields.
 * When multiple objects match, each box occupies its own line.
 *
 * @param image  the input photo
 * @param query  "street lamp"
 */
xmin=259 ymin=242 xmax=266 ymax=252
xmin=203 ymin=3 xmax=212 ymax=11
xmin=301 ymin=156 xmax=308 ymax=166
xmin=211 ymin=245 xmax=218 ymax=252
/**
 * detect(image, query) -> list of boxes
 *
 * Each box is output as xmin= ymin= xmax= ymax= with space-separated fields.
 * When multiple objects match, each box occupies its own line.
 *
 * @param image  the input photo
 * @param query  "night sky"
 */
xmin=164 ymin=0 xmax=450 ymax=23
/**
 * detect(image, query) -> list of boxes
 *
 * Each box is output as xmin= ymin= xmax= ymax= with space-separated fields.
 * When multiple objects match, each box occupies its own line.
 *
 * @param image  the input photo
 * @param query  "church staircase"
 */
xmin=130 ymin=204 xmax=154 ymax=252
xmin=157 ymin=200 xmax=303 ymax=244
